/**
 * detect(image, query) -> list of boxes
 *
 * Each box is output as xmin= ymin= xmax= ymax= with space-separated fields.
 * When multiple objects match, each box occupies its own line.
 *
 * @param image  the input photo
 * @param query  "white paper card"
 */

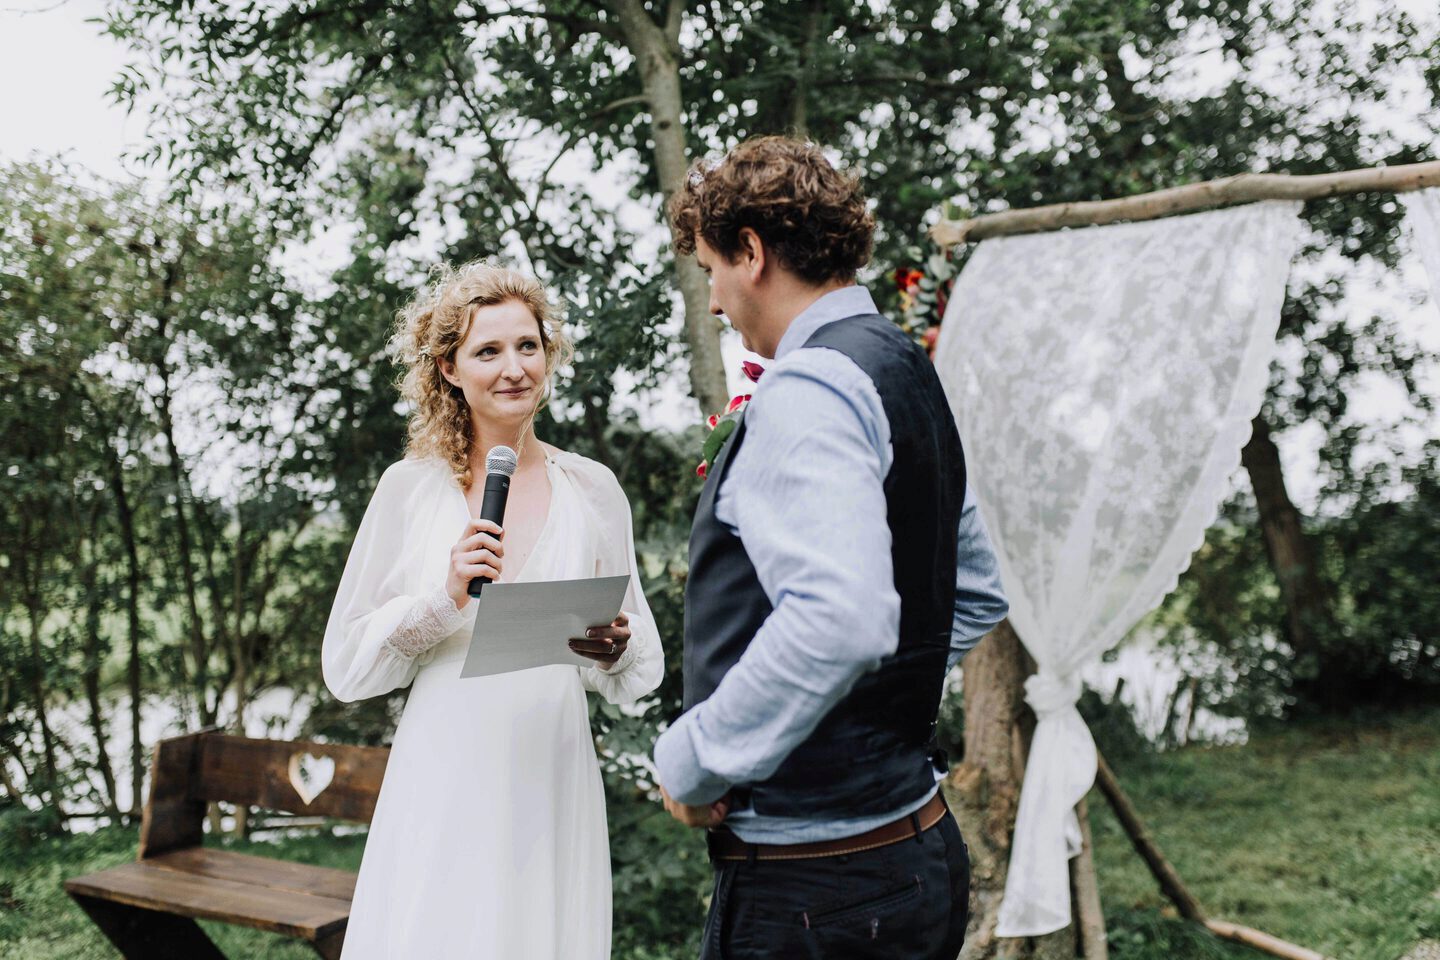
xmin=459 ymin=575 xmax=630 ymax=679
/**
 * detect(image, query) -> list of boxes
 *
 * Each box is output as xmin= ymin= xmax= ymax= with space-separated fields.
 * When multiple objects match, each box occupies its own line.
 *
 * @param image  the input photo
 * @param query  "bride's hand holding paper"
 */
xmin=458 ymin=574 xmax=633 ymax=679
xmin=569 ymin=610 xmax=630 ymax=670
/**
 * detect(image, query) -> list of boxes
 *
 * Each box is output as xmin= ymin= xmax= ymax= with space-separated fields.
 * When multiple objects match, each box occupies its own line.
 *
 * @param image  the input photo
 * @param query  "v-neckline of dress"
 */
xmin=457 ymin=453 xmax=559 ymax=585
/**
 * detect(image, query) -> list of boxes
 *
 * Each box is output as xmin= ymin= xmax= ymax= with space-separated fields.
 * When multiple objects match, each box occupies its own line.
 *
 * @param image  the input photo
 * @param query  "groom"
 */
xmin=654 ymin=136 xmax=1009 ymax=959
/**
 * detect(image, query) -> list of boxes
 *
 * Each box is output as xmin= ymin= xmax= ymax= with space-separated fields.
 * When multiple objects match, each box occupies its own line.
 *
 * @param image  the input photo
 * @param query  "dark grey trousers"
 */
xmin=699 ymin=811 xmax=970 ymax=960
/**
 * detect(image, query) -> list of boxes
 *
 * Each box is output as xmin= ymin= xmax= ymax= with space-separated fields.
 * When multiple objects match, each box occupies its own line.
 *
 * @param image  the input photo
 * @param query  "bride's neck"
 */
xmin=469 ymin=418 xmax=544 ymax=479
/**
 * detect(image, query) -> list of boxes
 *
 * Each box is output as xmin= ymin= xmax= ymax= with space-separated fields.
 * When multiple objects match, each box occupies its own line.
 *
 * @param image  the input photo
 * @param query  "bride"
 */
xmin=323 ymin=261 xmax=663 ymax=959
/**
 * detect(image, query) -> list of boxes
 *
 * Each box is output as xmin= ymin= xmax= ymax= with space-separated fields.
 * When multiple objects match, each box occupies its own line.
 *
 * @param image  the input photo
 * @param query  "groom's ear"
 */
xmin=737 ymin=227 xmax=766 ymax=282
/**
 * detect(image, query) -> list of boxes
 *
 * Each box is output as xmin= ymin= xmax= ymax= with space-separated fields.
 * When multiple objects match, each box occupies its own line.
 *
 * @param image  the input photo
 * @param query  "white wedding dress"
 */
xmin=322 ymin=451 xmax=663 ymax=960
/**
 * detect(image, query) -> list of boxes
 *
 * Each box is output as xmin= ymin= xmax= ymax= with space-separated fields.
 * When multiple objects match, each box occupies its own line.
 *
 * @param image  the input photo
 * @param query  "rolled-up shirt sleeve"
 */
xmin=653 ymin=352 xmax=899 ymax=806
xmin=949 ymin=485 xmax=1009 ymax=670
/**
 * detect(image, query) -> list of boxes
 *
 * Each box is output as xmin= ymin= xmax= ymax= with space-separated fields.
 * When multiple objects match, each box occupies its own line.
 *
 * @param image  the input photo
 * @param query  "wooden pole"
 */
xmin=931 ymin=159 xmax=1440 ymax=245
xmin=1093 ymin=753 xmax=1208 ymax=922
xmin=1093 ymin=751 xmax=1337 ymax=960
xmin=1069 ymin=797 xmax=1108 ymax=960
xmin=948 ymin=621 xmax=1040 ymax=959
xmin=1204 ymin=921 xmax=1332 ymax=960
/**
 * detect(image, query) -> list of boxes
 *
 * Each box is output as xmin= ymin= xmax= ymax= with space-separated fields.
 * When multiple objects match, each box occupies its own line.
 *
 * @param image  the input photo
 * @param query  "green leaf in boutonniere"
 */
xmin=701 ymin=415 xmax=738 ymax=466
xmin=696 ymin=382 xmax=757 ymax=480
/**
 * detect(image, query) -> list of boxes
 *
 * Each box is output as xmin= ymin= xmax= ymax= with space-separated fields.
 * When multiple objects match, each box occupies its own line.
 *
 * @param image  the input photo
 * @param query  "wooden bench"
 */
xmin=65 ymin=729 xmax=389 ymax=959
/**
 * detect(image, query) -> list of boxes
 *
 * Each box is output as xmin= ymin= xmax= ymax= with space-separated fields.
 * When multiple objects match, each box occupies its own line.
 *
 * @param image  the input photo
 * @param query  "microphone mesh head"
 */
xmin=485 ymin=445 xmax=519 ymax=478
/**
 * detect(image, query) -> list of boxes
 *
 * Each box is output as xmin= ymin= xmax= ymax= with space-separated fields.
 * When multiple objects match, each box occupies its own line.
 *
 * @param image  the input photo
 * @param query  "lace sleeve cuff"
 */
xmin=384 ymin=587 xmax=467 ymax=660
xmin=602 ymin=640 xmax=639 ymax=675
xmin=594 ymin=614 xmax=641 ymax=676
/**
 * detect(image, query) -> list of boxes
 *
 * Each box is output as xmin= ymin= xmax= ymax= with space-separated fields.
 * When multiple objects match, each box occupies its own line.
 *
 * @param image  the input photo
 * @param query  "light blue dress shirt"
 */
xmin=653 ymin=286 xmax=1009 ymax=844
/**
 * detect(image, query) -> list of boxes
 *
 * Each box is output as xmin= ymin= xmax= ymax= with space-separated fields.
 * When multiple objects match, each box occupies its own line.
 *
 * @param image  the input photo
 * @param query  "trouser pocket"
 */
xmin=804 ymin=874 xmax=924 ymax=933
xmin=799 ymin=872 xmax=939 ymax=957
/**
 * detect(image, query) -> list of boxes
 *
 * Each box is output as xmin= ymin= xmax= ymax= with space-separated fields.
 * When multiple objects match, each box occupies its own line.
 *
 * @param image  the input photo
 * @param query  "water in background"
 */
xmin=38 ymin=685 xmax=310 ymax=824
xmin=1084 ymin=640 xmax=1247 ymax=746
xmin=32 ymin=637 xmax=1243 ymax=828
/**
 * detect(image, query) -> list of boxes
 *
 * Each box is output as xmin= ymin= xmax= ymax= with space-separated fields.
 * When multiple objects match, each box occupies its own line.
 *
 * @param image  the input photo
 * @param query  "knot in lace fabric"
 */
xmin=1023 ymin=671 xmax=1082 ymax=719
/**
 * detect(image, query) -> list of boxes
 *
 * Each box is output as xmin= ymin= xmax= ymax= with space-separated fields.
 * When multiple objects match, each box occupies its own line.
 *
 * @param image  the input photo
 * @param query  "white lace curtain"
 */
xmin=933 ymin=200 xmax=1306 ymax=937
xmin=1402 ymin=188 xmax=1440 ymax=304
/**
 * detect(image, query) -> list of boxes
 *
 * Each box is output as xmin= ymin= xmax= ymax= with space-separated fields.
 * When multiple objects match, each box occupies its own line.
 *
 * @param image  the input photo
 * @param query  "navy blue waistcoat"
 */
xmin=682 ymin=313 xmax=965 ymax=818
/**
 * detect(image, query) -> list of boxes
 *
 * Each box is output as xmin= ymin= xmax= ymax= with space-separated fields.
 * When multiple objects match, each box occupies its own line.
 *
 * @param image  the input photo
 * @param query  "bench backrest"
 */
xmin=139 ymin=730 xmax=390 ymax=859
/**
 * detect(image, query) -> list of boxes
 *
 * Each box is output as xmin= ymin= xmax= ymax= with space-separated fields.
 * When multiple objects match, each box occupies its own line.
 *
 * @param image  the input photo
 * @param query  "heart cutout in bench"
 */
xmin=288 ymin=752 xmax=336 ymax=806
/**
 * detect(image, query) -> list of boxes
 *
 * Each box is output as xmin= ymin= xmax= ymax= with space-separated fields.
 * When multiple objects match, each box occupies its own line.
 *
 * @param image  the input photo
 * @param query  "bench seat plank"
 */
xmin=147 ymin=848 xmax=358 ymax=902
xmin=65 ymin=853 xmax=353 ymax=941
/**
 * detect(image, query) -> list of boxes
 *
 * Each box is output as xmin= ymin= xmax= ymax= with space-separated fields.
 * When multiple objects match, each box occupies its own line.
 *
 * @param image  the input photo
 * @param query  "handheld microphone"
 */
xmin=467 ymin=445 xmax=519 ymax=598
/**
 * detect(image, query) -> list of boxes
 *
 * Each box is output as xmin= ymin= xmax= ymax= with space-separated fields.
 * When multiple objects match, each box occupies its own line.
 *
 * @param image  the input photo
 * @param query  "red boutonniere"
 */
xmin=697 ymin=363 xmax=764 ymax=479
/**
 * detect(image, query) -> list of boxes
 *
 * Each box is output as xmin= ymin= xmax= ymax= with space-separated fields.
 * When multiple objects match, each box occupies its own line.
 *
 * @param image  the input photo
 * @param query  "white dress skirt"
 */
xmin=322 ymin=452 xmax=663 ymax=959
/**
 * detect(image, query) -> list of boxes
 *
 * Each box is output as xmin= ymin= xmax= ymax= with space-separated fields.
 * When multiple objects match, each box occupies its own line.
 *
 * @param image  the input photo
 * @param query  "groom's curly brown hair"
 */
xmin=669 ymin=137 xmax=874 ymax=284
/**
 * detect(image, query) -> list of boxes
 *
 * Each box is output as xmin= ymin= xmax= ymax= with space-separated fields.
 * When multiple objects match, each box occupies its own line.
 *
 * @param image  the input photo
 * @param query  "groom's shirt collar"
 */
xmin=772 ymin=284 xmax=879 ymax=361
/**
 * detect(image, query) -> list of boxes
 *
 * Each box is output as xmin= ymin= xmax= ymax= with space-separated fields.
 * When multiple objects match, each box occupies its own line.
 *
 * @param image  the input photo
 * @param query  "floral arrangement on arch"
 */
xmin=893 ymin=244 xmax=959 ymax=358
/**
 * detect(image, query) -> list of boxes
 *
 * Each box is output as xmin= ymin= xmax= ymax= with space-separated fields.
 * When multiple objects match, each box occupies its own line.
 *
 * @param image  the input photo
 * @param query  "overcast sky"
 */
xmin=3 ymin=0 xmax=1438 ymax=510
xmin=0 ymin=0 xmax=140 ymax=179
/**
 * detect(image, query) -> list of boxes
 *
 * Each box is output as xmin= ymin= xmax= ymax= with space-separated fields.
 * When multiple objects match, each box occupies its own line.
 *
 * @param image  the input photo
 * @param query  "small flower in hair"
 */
xmin=417 ymin=344 xmax=433 ymax=358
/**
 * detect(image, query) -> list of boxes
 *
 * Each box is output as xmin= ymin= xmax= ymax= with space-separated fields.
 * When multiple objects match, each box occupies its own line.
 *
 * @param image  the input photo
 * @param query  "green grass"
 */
xmin=0 ymin=823 xmax=366 ymax=959
xmin=1092 ymin=708 xmax=1440 ymax=960
xmin=3 ymin=709 xmax=1436 ymax=958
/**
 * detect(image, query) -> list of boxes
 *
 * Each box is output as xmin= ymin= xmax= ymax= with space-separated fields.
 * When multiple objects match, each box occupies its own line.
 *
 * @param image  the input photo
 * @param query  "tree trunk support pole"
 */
xmin=931 ymin=160 xmax=1440 ymax=245
xmin=1069 ymin=797 xmax=1107 ymax=959
xmin=1094 ymin=751 xmax=1334 ymax=960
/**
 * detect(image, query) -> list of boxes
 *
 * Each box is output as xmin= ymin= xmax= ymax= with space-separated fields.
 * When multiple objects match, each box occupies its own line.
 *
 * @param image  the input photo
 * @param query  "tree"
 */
xmin=103 ymin=0 xmax=723 ymax=416
xmin=1 ymin=163 xmax=140 ymax=822
xmin=98 ymin=0 xmax=1084 ymax=422
xmin=1 ymin=160 xmax=352 ymax=826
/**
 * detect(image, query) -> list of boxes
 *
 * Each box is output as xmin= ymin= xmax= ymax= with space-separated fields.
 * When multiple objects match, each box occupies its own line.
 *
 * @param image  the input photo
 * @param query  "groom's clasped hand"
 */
xmin=659 ymin=785 xmax=731 ymax=828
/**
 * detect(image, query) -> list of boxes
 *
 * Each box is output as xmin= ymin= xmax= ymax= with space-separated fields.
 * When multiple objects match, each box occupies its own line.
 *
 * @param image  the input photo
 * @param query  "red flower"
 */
xmin=697 ymin=392 xmax=753 ymax=483
xmin=895 ymin=267 xmax=924 ymax=293
xmin=741 ymin=360 xmax=765 ymax=383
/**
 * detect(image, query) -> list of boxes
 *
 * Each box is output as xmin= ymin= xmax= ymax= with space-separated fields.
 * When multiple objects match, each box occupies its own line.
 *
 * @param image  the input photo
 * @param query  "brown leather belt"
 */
xmin=707 ymin=792 xmax=949 ymax=862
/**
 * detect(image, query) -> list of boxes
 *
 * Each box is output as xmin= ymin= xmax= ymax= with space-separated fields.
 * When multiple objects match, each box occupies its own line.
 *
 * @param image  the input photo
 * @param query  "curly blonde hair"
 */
xmin=392 ymin=260 xmax=572 ymax=489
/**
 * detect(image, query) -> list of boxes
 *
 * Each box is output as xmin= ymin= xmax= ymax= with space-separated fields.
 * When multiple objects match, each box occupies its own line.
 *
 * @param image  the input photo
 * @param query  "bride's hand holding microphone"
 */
xmin=447 ymin=444 xmax=514 ymax=610
xmin=445 ymin=519 xmax=504 ymax=610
